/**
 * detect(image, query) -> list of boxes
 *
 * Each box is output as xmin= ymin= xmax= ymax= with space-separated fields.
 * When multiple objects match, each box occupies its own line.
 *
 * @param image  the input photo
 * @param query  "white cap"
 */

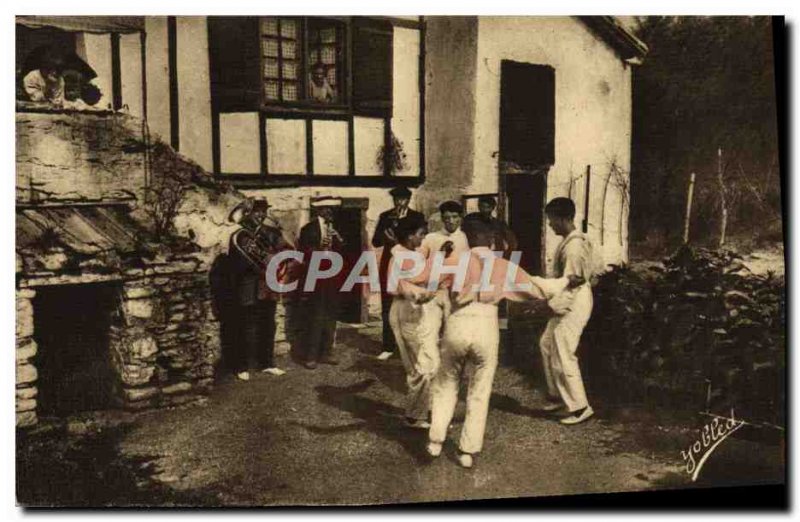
xmin=311 ymin=197 xmax=342 ymax=208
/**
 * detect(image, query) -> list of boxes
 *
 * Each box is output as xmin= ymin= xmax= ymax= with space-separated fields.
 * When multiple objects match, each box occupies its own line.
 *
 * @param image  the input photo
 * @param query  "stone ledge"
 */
xmin=162 ymin=382 xmax=193 ymax=395
xmin=21 ymin=273 xmax=125 ymax=287
xmin=16 ymin=288 xmax=36 ymax=299
xmin=123 ymin=386 xmax=160 ymax=402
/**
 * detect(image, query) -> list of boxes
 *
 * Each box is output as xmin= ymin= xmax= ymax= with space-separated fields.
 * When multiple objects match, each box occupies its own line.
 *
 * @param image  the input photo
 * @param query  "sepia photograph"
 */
xmin=11 ymin=7 xmax=787 ymax=510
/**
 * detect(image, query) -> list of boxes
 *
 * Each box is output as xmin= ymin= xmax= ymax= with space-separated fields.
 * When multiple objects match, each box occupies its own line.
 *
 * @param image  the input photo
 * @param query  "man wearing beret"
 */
xmin=371 ymin=187 xmax=425 ymax=361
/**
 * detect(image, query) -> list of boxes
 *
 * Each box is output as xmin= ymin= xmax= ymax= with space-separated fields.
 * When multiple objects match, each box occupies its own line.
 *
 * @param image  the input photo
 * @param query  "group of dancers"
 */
xmin=377 ymin=189 xmax=596 ymax=469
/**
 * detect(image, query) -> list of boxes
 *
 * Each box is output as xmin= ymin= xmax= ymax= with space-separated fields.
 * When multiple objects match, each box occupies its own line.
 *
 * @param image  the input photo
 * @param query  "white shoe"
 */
xmin=406 ymin=418 xmax=431 ymax=429
xmin=542 ymin=401 xmax=565 ymax=412
xmin=426 ymin=442 xmax=442 ymax=457
xmin=560 ymin=406 xmax=594 ymax=425
xmin=457 ymin=452 xmax=474 ymax=468
xmin=377 ymin=351 xmax=394 ymax=361
xmin=262 ymin=367 xmax=286 ymax=376
xmin=236 ymin=371 xmax=251 ymax=381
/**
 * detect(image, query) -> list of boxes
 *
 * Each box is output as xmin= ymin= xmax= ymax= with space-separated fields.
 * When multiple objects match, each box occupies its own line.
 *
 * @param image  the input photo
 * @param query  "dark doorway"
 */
xmin=33 ymin=282 xmax=120 ymax=417
xmin=499 ymin=60 xmax=555 ymax=275
xmin=505 ymin=174 xmax=547 ymax=275
xmin=333 ymin=198 xmax=369 ymax=323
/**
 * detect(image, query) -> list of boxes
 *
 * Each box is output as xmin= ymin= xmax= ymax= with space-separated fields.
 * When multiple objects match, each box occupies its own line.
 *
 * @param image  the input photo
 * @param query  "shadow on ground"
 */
xmin=17 ymin=424 xmax=222 ymax=507
xmin=291 ymin=378 xmax=433 ymax=465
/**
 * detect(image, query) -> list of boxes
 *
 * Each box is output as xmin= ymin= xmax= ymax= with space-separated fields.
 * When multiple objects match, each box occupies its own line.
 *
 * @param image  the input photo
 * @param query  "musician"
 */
xmin=371 ymin=187 xmax=424 ymax=361
xmin=298 ymin=197 xmax=345 ymax=369
xmin=227 ymin=198 xmax=288 ymax=381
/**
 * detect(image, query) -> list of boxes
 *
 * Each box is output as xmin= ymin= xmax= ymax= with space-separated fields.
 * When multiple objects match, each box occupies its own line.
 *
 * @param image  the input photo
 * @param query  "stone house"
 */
xmin=15 ymin=15 xmax=646 ymax=427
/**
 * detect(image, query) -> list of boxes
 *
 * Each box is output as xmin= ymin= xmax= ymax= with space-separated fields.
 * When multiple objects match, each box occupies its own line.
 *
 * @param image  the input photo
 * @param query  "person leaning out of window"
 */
xmin=308 ymin=62 xmax=336 ymax=103
xmin=23 ymin=55 xmax=103 ymax=111
xmin=22 ymin=55 xmax=66 ymax=107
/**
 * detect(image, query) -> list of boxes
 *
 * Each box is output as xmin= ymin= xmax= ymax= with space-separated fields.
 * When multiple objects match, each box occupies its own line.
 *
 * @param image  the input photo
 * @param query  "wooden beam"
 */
xmin=167 ymin=16 xmax=179 ymax=151
xmin=110 ymin=33 xmax=122 ymax=111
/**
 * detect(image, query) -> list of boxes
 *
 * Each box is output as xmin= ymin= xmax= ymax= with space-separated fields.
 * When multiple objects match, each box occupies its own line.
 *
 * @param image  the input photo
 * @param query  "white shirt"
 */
xmin=23 ymin=69 xmax=64 ymax=105
xmin=309 ymin=79 xmax=336 ymax=102
xmin=420 ymin=228 xmax=469 ymax=259
xmin=318 ymin=216 xmax=337 ymax=250
xmin=317 ymin=216 xmax=329 ymax=238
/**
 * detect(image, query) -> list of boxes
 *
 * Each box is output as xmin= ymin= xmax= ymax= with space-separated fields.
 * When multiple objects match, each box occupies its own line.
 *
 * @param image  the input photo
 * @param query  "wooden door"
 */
xmin=499 ymin=60 xmax=555 ymax=275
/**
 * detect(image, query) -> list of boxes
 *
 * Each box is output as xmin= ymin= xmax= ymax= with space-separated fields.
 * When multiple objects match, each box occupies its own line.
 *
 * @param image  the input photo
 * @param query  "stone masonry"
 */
xmin=110 ymin=255 xmax=219 ymax=411
xmin=16 ymin=288 xmax=38 ymax=428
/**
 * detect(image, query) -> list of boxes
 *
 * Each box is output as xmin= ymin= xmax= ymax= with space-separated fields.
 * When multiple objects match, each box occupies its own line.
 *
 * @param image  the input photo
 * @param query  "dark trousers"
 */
xmin=381 ymin=293 xmax=397 ymax=352
xmin=304 ymin=292 xmax=338 ymax=362
xmin=230 ymin=299 xmax=277 ymax=372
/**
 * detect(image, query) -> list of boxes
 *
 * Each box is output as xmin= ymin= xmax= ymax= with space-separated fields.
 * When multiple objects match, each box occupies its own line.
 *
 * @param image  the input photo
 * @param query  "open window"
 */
xmin=15 ymin=16 xmax=145 ymax=114
xmin=209 ymin=16 xmax=393 ymax=115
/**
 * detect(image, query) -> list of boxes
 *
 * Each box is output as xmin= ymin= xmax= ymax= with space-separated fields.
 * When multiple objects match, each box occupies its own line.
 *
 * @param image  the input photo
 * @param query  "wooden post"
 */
xmin=600 ymin=166 xmax=613 ymax=245
xmin=683 ymin=172 xmax=696 ymax=244
xmin=717 ymin=148 xmax=728 ymax=248
xmin=582 ymin=165 xmax=591 ymax=233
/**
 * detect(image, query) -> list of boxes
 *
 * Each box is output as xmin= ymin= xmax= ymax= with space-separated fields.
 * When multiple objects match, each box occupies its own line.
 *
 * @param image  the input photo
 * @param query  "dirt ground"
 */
xmin=16 ymin=321 xmax=785 ymax=507
xmin=741 ymin=244 xmax=785 ymax=276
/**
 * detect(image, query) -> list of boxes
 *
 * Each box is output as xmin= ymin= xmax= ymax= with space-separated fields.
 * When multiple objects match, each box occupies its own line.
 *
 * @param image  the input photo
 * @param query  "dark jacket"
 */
xmin=372 ymin=208 xmax=425 ymax=289
xmin=299 ymin=218 xmax=345 ymax=297
xmin=228 ymin=230 xmax=262 ymax=307
xmin=372 ymin=208 xmax=425 ymax=249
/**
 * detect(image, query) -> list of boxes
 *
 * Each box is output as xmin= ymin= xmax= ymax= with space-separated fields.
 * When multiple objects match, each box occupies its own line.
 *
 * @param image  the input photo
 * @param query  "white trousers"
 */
xmin=539 ymin=285 xmax=593 ymax=412
xmin=389 ymin=295 xmax=444 ymax=421
xmin=429 ymin=303 xmax=499 ymax=454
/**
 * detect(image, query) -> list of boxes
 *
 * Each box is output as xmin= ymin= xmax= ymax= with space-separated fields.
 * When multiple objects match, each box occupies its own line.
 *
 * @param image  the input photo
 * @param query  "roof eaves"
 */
xmin=577 ymin=16 xmax=649 ymax=63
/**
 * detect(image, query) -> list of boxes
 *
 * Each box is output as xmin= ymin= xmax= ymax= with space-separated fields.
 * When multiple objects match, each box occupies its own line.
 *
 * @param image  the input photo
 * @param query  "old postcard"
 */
xmin=14 ymin=14 xmax=785 ymax=508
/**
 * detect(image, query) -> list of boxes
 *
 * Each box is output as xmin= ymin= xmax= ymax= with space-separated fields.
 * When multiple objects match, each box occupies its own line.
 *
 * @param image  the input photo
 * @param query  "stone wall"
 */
xmin=16 ymin=111 xmax=147 ymax=204
xmin=16 ymin=288 xmax=38 ymax=428
xmin=15 ymin=254 xmax=220 ymax=427
xmin=110 ymin=256 xmax=219 ymax=411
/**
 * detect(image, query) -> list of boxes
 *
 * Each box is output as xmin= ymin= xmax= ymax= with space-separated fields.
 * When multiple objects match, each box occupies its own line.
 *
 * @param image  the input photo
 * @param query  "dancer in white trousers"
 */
xmin=427 ymin=220 xmax=582 ymax=468
xmin=387 ymin=214 xmax=450 ymax=429
xmin=539 ymin=197 xmax=596 ymax=425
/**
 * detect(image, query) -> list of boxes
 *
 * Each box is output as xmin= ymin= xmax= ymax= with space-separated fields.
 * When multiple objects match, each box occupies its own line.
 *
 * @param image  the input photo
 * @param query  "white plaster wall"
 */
xmin=354 ymin=117 xmax=384 ymax=176
xmin=267 ymin=118 xmax=306 ymax=174
xmin=472 ymin=16 xmax=633 ymax=266
xmin=391 ymin=27 xmax=421 ymax=177
xmin=144 ymin=17 xmax=171 ymax=143
xmin=312 ymin=120 xmax=349 ymax=175
xmin=82 ymin=34 xmax=113 ymax=110
xmin=176 ymin=17 xmax=213 ymax=171
xmin=120 ymin=33 xmax=143 ymax=118
xmin=219 ymin=112 xmax=260 ymax=174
